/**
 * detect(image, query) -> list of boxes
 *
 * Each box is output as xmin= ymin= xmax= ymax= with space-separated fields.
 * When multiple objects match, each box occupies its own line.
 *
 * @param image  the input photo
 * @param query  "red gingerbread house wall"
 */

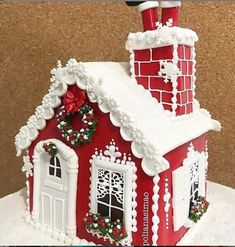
xmin=27 ymin=85 xmax=208 ymax=246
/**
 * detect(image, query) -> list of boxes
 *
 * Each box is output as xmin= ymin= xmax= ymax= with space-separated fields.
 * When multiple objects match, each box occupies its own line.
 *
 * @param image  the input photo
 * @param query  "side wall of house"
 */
xmin=157 ymin=133 xmax=208 ymax=245
xmin=28 ymin=85 xmax=155 ymax=246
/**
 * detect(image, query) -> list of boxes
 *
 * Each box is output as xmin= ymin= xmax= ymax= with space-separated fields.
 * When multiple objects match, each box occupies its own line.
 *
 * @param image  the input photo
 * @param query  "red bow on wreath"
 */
xmin=63 ymin=90 xmax=87 ymax=113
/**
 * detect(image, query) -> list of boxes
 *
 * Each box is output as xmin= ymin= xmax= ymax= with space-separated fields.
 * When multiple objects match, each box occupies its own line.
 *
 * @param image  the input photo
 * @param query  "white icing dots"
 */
xmin=163 ymin=177 xmax=171 ymax=230
xmin=152 ymin=175 xmax=160 ymax=245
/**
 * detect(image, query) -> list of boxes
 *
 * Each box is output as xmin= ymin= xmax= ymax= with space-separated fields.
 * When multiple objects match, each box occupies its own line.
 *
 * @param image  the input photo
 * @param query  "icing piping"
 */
xmin=192 ymin=46 xmax=196 ymax=106
xmin=171 ymin=43 xmax=179 ymax=114
xmin=163 ymin=178 xmax=171 ymax=229
xmin=126 ymin=26 xmax=198 ymax=51
xmin=152 ymin=175 xmax=160 ymax=245
xmin=14 ymin=60 xmax=170 ymax=175
xmin=22 ymin=155 xmax=33 ymax=178
xmin=15 ymin=59 xmax=220 ymax=175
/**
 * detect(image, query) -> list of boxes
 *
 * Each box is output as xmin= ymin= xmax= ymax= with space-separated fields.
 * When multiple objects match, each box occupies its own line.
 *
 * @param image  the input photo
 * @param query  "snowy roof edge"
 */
xmin=15 ymin=59 xmax=221 ymax=176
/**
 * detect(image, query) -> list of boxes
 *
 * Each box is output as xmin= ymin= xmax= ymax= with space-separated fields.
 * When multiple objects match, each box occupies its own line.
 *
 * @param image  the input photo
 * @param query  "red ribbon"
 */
xmin=63 ymin=90 xmax=87 ymax=113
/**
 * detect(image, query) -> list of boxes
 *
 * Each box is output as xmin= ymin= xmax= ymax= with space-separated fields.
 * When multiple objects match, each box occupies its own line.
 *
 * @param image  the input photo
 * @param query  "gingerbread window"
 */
xmin=49 ymin=156 xmax=61 ymax=178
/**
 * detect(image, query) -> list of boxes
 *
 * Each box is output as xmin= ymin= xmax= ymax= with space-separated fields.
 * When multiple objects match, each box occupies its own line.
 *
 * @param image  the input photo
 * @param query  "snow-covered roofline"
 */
xmin=126 ymin=25 xmax=198 ymax=51
xmin=15 ymin=60 xmax=221 ymax=176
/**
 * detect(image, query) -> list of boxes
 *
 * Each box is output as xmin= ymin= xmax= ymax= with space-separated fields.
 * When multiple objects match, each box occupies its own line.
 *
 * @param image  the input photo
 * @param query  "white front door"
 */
xmin=32 ymin=139 xmax=78 ymax=237
xmin=40 ymin=153 xmax=68 ymax=232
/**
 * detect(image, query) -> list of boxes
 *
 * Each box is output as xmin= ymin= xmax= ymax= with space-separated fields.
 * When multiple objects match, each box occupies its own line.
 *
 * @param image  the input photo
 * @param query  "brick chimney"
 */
xmin=126 ymin=1 xmax=198 ymax=116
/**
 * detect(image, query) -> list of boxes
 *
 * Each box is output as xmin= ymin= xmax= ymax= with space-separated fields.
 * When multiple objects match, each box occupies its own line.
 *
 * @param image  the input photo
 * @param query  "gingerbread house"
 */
xmin=15 ymin=1 xmax=221 ymax=246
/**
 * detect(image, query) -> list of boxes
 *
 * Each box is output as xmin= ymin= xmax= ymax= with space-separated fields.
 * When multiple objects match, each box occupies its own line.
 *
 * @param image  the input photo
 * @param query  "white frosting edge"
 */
xmin=15 ymin=59 xmax=220 ymax=176
xmin=14 ymin=59 xmax=170 ymax=175
xmin=126 ymin=26 xmax=198 ymax=51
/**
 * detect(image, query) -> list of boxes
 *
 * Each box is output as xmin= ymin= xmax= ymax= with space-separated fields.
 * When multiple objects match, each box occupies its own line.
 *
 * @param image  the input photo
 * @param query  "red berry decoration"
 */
xmin=112 ymin=228 xmax=120 ymax=238
xmin=84 ymin=212 xmax=128 ymax=243
xmin=121 ymin=226 xmax=127 ymax=235
xmin=86 ymin=216 xmax=94 ymax=225
xmin=97 ymin=219 xmax=106 ymax=228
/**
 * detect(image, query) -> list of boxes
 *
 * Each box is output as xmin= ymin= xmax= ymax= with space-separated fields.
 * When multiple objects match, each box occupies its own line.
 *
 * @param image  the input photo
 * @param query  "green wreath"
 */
xmin=56 ymin=103 xmax=97 ymax=146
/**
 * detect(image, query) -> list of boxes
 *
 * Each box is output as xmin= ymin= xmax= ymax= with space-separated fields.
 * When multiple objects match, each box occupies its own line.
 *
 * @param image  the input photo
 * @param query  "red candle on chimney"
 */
xmin=160 ymin=0 xmax=181 ymax=26
xmin=137 ymin=2 xmax=159 ymax=31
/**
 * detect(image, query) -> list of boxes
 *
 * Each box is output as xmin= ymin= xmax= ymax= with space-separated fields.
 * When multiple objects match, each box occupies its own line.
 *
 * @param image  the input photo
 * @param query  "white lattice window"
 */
xmin=96 ymin=168 xmax=124 ymax=222
xmin=172 ymin=143 xmax=208 ymax=231
xmin=90 ymin=159 xmax=133 ymax=232
xmin=189 ymin=160 xmax=199 ymax=209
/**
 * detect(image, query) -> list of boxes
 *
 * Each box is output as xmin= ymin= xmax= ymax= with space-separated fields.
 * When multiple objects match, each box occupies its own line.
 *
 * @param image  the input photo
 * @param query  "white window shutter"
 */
xmin=172 ymin=165 xmax=191 ymax=232
xmin=198 ymin=153 xmax=206 ymax=197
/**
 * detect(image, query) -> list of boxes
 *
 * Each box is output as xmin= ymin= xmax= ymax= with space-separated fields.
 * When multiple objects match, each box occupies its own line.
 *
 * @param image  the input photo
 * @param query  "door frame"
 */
xmin=32 ymin=139 xmax=78 ymax=237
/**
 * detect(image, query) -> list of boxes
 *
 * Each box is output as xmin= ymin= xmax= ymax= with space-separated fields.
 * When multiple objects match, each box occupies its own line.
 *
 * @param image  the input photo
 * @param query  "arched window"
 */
xmin=49 ymin=156 xmax=61 ymax=178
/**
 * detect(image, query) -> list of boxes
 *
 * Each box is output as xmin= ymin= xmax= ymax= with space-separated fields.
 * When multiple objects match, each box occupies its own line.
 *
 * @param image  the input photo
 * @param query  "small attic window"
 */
xmin=49 ymin=156 xmax=61 ymax=178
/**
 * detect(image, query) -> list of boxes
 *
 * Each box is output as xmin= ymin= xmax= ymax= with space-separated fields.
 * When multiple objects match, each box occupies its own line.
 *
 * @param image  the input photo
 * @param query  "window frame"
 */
xmin=173 ymin=144 xmax=207 ymax=231
xmin=90 ymin=159 xmax=133 ymax=232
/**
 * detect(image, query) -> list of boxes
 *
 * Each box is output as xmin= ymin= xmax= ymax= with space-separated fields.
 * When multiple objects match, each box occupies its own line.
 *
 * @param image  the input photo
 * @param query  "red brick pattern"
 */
xmin=133 ymin=45 xmax=194 ymax=116
xmin=176 ymin=45 xmax=194 ymax=115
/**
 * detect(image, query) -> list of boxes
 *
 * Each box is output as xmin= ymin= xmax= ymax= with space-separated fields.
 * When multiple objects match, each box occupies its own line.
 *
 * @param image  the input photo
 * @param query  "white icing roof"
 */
xmin=126 ymin=26 xmax=198 ymax=51
xmin=15 ymin=60 xmax=221 ymax=176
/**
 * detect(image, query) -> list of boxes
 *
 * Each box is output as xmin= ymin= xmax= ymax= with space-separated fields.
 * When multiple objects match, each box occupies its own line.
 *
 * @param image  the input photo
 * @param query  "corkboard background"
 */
xmin=0 ymin=2 xmax=234 ymax=198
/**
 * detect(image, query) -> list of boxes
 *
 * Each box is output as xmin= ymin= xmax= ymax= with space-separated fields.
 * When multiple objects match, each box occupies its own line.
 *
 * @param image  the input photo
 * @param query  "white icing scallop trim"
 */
xmin=199 ymin=108 xmax=221 ymax=132
xmin=152 ymin=175 xmax=160 ymax=245
xmin=15 ymin=59 xmax=220 ymax=176
xmin=126 ymin=26 xmax=198 ymax=51
xmin=15 ymin=59 xmax=170 ymax=175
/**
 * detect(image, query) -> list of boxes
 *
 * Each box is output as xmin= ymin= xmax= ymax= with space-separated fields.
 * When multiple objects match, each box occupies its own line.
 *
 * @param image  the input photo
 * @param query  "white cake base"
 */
xmin=0 ymin=181 xmax=234 ymax=245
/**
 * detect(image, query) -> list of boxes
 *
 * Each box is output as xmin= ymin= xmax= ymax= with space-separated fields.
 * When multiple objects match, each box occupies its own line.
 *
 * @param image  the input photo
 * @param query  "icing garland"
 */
xmin=56 ymin=90 xmax=97 ymax=146
xmin=189 ymin=197 xmax=209 ymax=223
xmin=43 ymin=142 xmax=58 ymax=156
xmin=84 ymin=212 xmax=128 ymax=243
